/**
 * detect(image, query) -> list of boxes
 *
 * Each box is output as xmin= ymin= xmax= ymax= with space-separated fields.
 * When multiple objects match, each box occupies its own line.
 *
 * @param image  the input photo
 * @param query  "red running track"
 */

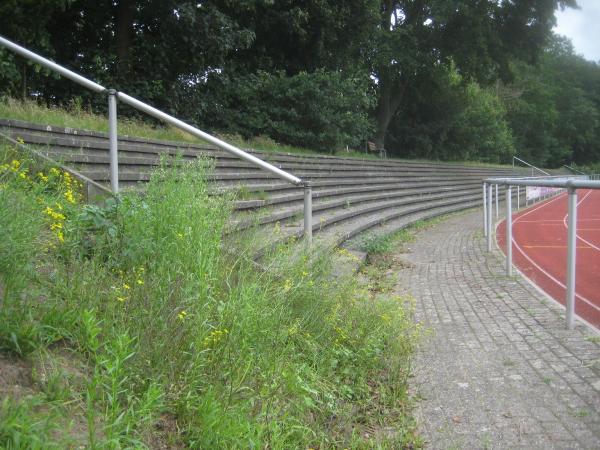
xmin=497 ymin=189 xmax=600 ymax=330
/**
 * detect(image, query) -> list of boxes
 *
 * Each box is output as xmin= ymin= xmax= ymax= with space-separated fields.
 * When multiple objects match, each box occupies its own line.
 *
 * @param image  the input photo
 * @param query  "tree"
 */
xmin=503 ymin=35 xmax=600 ymax=167
xmin=1 ymin=1 xmax=255 ymax=110
xmin=387 ymin=64 xmax=514 ymax=162
xmin=371 ymin=0 xmax=578 ymax=153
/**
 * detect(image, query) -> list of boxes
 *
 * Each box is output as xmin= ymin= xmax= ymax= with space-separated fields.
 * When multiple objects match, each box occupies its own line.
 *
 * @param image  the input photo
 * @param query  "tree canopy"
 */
xmin=1 ymin=0 xmax=598 ymax=167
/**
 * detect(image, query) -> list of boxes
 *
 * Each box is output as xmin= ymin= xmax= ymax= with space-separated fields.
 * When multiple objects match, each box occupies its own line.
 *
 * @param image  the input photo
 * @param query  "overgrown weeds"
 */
xmin=0 ymin=142 xmax=421 ymax=448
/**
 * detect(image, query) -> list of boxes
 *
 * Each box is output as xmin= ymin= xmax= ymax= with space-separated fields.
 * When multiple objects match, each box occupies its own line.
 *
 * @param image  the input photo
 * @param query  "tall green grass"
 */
xmin=0 ymin=142 xmax=420 ymax=448
xmin=0 ymin=98 xmax=328 ymax=155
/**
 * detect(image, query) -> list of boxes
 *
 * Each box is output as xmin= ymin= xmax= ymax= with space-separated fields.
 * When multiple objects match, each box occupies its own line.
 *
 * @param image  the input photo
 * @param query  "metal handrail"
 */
xmin=562 ymin=164 xmax=586 ymax=175
xmin=482 ymin=175 xmax=600 ymax=330
xmin=0 ymin=34 xmax=313 ymax=240
xmin=512 ymin=156 xmax=550 ymax=176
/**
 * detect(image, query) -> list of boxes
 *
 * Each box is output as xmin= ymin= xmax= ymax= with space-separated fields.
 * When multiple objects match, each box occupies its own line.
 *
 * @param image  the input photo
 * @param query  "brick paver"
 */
xmin=395 ymin=210 xmax=600 ymax=449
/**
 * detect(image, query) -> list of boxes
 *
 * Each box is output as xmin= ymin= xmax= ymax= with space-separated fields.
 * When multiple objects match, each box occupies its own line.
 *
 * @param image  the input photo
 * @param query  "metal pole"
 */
xmin=566 ymin=187 xmax=578 ymax=329
xmin=506 ymin=186 xmax=512 ymax=276
xmin=495 ymin=184 xmax=499 ymax=219
xmin=0 ymin=35 xmax=105 ymax=93
xmin=483 ymin=182 xmax=488 ymax=237
xmin=517 ymin=186 xmax=520 ymax=210
xmin=117 ymin=92 xmax=302 ymax=185
xmin=303 ymin=181 xmax=312 ymax=243
xmin=108 ymin=89 xmax=119 ymax=194
xmin=487 ymin=184 xmax=493 ymax=252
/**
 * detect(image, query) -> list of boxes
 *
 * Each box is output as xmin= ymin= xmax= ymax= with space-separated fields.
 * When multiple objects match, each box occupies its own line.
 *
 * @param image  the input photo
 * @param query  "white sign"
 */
xmin=526 ymin=185 xmax=561 ymax=201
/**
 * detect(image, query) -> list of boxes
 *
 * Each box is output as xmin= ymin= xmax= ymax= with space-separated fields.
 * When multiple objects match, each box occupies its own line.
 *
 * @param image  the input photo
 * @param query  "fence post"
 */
xmin=566 ymin=186 xmax=578 ymax=329
xmin=107 ymin=89 xmax=119 ymax=194
xmin=506 ymin=185 xmax=512 ymax=276
xmin=303 ymin=181 xmax=312 ymax=243
xmin=483 ymin=182 xmax=488 ymax=237
xmin=487 ymin=183 xmax=493 ymax=252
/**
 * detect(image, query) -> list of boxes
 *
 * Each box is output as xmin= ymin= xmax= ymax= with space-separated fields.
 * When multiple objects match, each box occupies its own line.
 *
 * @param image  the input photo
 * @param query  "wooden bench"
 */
xmin=367 ymin=141 xmax=387 ymax=159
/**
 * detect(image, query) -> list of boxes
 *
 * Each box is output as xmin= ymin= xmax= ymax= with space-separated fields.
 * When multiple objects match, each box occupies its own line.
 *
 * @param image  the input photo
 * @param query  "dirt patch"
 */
xmin=0 ymin=352 xmax=35 ymax=400
xmin=366 ymin=252 xmax=414 ymax=270
xmin=148 ymin=413 xmax=187 ymax=449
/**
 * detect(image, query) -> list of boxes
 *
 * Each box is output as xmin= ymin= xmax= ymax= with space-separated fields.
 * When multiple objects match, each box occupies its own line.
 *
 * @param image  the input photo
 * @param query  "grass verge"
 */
xmin=0 ymin=142 xmax=421 ymax=448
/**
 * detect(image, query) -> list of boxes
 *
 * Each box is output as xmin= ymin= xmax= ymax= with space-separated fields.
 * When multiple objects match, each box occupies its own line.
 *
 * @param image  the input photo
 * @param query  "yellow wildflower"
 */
xmin=64 ymin=189 xmax=76 ymax=204
xmin=123 ymin=283 xmax=131 ymax=290
xmin=116 ymin=296 xmax=127 ymax=302
xmin=203 ymin=329 xmax=229 ymax=348
xmin=177 ymin=311 xmax=187 ymax=321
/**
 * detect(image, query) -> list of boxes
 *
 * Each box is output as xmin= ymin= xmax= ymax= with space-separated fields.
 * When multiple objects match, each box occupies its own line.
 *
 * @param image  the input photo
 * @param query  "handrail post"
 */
xmin=495 ymin=184 xmax=499 ymax=219
xmin=487 ymin=183 xmax=493 ymax=252
xmin=517 ymin=186 xmax=520 ymax=210
xmin=566 ymin=186 xmax=578 ymax=329
xmin=506 ymin=185 xmax=512 ymax=276
xmin=483 ymin=182 xmax=488 ymax=237
xmin=107 ymin=89 xmax=119 ymax=194
xmin=303 ymin=181 xmax=312 ymax=243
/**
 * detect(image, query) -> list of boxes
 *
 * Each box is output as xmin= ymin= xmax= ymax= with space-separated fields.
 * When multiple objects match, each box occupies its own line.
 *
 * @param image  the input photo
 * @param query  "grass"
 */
xmin=0 ymin=98 xmax=325 ymax=157
xmin=0 ymin=142 xmax=421 ymax=448
xmin=359 ymin=213 xmax=463 ymax=256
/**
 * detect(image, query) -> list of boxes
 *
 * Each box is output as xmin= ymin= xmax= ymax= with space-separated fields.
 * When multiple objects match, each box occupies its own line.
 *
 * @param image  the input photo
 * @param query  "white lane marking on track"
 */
xmin=561 ymin=190 xmax=600 ymax=253
xmin=505 ymin=193 xmax=600 ymax=312
xmin=518 ymin=219 xmax=600 ymax=222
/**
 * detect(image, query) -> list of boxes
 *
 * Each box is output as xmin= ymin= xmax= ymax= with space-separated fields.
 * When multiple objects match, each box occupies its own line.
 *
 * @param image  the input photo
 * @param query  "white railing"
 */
xmin=0 ymin=35 xmax=313 ymax=241
xmin=482 ymin=175 xmax=600 ymax=329
xmin=512 ymin=156 xmax=550 ymax=176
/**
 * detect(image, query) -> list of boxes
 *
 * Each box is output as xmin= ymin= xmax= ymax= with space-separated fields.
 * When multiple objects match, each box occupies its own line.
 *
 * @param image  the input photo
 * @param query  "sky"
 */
xmin=554 ymin=0 xmax=600 ymax=62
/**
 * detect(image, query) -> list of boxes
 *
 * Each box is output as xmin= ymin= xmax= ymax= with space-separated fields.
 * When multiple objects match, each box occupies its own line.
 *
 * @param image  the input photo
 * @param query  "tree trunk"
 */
xmin=116 ymin=0 xmax=135 ymax=75
xmin=374 ymin=75 xmax=406 ymax=151
xmin=21 ymin=63 xmax=27 ymax=100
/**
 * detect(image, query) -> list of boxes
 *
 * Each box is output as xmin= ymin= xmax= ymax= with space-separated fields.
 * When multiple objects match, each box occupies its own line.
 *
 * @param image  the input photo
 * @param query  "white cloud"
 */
xmin=554 ymin=0 xmax=600 ymax=62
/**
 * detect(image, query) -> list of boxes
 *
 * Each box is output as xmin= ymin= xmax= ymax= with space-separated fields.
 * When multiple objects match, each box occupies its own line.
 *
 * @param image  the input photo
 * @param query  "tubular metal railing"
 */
xmin=563 ymin=164 xmax=587 ymax=175
xmin=482 ymin=175 xmax=600 ymax=330
xmin=512 ymin=156 xmax=550 ymax=176
xmin=0 ymin=35 xmax=313 ymax=241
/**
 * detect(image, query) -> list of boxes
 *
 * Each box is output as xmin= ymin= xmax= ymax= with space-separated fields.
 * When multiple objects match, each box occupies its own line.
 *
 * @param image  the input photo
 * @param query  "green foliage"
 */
xmin=444 ymin=83 xmax=515 ymax=163
xmin=193 ymin=70 xmax=375 ymax=151
xmin=1 ymin=1 xmax=593 ymax=165
xmin=388 ymin=66 xmax=515 ymax=163
xmin=503 ymin=36 xmax=600 ymax=167
xmin=0 ymin=396 xmax=63 ymax=449
xmin=0 ymin=144 xmax=421 ymax=448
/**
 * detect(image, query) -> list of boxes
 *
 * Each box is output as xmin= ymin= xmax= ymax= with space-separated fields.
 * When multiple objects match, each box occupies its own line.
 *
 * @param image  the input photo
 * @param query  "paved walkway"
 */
xmin=395 ymin=210 xmax=600 ymax=449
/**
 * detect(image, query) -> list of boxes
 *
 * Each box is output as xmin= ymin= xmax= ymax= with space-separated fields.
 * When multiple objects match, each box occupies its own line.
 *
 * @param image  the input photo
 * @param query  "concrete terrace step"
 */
xmin=74 ymin=168 xmax=511 ymax=186
xmin=254 ymin=193 xmax=485 ymax=254
xmin=3 ymin=118 xmax=522 ymax=172
xmin=35 ymin=143 xmax=519 ymax=178
xmin=40 ymin=149 xmax=520 ymax=178
xmin=232 ymin=185 xmax=482 ymax=231
xmin=1 ymin=118 xmax=525 ymax=250
xmin=233 ymin=179 xmax=485 ymax=210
